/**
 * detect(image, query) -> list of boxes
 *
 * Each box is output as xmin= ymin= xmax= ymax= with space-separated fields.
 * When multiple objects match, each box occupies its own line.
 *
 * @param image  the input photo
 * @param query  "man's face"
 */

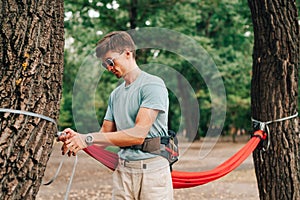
xmin=102 ymin=51 xmax=125 ymax=78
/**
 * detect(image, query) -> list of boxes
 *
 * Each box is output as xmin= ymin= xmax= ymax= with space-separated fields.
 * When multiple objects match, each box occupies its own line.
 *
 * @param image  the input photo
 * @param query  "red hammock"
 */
xmin=83 ymin=130 xmax=266 ymax=189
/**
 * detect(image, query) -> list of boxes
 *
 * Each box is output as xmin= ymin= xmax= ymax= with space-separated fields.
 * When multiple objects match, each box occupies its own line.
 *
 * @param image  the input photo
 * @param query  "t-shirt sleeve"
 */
xmin=140 ymin=82 xmax=168 ymax=113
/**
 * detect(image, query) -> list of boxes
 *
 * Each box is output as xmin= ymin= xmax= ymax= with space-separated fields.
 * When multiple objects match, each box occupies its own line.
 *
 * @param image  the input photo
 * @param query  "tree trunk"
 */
xmin=129 ymin=0 xmax=138 ymax=29
xmin=248 ymin=0 xmax=300 ymax=199
xmin=177 ymin=74 xmax=198 ymax=141
xmin=0 ymin=0 xmax=64 ymax=199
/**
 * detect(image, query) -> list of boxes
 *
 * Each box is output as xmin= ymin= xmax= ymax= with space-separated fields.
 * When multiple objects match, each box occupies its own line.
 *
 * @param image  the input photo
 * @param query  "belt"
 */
xmin=118 ymin=156 xmax=166 ymax=169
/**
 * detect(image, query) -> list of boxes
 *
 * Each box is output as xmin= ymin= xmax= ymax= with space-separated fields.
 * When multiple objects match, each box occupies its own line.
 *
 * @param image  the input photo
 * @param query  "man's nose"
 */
xmin=107 ymin=65 xmax=113 ymax=71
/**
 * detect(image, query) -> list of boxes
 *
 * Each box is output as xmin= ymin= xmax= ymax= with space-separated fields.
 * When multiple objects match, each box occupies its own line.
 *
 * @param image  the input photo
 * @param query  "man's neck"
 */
xmin=123 ymin=66 xmax=141 ymax=86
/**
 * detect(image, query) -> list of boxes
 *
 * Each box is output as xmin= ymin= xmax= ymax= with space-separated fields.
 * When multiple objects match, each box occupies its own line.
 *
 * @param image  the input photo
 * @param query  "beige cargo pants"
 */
xmin=112 ymin=156 xmax=173 ymax=200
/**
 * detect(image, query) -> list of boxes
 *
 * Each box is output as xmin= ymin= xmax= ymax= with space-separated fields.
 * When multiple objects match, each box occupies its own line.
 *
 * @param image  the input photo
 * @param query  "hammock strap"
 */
xmin=0 ymin=108 xmax=58 ymax=127
xmin=251 ymin=112 xmax=298 ymax=151
xmin=0 ymin=108 xmax=75 ymax=200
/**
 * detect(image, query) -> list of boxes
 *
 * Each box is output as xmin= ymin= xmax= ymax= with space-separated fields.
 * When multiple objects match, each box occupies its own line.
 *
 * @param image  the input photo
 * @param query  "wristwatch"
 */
xmin=85 ymin=134 xmax=94 ymax=146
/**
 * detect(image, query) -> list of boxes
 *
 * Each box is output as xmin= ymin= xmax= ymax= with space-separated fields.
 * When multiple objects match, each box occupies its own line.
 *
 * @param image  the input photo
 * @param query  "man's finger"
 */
xmin=66 ymin=141 xmax=74 ymax=150
xmin=61 ymin=143 xmax=70 ymax=155
xmin=68 ymin=150 xmax=72 ymax=157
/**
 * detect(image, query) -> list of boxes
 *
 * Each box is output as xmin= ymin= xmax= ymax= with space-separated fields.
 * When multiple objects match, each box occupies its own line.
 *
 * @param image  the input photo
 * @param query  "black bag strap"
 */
xmin=121 ymin=137 xmax=163 ymax=153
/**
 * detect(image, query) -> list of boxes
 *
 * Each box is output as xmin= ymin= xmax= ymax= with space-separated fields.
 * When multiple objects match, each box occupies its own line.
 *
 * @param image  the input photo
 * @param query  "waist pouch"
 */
xmin=121 ymin=132 xmax=179 ymax=167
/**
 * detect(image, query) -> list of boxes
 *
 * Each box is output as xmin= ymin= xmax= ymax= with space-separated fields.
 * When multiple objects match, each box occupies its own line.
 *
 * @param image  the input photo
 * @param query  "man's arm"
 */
xmin=100 ymin=120 xmax=117 ymax=133
xmin=62 ymin=107 xmax=159 ymax=155
xmin=95 ymin=107 xmax=159 ymax=146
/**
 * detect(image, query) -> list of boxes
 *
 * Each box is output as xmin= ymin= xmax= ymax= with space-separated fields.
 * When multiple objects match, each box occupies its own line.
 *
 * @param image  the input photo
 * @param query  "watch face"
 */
xmin=85 ymin=135 xmax=94 ymax=145
xmin=86 ymin=136 xmax=93 ymax=142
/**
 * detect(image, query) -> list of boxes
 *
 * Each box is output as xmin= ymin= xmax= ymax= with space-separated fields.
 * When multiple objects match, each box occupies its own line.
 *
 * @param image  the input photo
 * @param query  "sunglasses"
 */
xmin=101 ymin=52 xmax=124 ymax=69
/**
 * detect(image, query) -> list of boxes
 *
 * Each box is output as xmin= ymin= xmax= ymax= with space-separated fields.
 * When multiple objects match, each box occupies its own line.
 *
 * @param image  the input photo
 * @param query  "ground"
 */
xmin=36 ymin=136 xmax=259 ymax=200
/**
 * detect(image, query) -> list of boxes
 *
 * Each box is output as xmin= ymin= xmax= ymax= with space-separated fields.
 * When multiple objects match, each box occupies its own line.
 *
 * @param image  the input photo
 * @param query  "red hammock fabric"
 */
xmin=83 ymin=130 xmax=265 ymax=189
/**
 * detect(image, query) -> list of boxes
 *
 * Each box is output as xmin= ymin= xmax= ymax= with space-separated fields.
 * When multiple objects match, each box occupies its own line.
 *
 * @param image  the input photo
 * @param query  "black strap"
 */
xmin=121 ymin=136 xmax=169 ymax=153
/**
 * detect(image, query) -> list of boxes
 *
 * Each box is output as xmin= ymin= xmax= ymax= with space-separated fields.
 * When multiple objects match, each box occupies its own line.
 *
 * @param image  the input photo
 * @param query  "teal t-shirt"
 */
xmin=104 ymin=71 xmax=169 ymax=161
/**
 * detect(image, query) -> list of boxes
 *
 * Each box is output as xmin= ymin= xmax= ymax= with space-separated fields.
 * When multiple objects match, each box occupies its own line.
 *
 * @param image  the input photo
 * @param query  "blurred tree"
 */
xmin=248 ymin=0 xmax=300 ymax=199
xmin=0 ymin=0 xmax=64 ymax=199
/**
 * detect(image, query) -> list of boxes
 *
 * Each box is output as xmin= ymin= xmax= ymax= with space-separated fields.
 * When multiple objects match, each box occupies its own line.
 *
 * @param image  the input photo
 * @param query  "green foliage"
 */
xmin=60 ymin=0 xmax=255 ymax=138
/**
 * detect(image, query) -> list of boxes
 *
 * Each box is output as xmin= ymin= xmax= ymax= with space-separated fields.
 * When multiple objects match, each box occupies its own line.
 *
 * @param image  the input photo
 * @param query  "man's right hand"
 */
xmin=57 ymin=128 xmax=77 ymax=156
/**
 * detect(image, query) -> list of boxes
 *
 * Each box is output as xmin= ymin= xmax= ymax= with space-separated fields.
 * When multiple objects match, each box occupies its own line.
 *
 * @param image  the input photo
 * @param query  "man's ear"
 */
xmin=125 ymin=50 xmax=132 ymax=59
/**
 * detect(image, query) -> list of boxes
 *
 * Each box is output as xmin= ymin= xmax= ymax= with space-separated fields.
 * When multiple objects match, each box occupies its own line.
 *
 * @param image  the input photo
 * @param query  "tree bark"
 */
xmin=0 ymin=0 xmax=64 ymax=199
xmin=248 ymin=0 xmax=300 ymax=199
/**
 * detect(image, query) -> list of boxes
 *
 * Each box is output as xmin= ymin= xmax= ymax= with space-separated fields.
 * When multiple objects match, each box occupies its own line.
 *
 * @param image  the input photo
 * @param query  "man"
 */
xmin=59 ymin=31 xmax=173 ymax=199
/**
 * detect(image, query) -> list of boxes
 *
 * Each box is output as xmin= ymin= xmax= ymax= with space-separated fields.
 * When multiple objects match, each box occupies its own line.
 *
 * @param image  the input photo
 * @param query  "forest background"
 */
xmin=59 ymin=0 xmax=300 ymax=141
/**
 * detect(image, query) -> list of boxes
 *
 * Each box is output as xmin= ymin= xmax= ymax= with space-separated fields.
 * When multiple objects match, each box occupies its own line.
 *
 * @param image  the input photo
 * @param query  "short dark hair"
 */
xmin=96 ymin=31 xmax=136 ymax=59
